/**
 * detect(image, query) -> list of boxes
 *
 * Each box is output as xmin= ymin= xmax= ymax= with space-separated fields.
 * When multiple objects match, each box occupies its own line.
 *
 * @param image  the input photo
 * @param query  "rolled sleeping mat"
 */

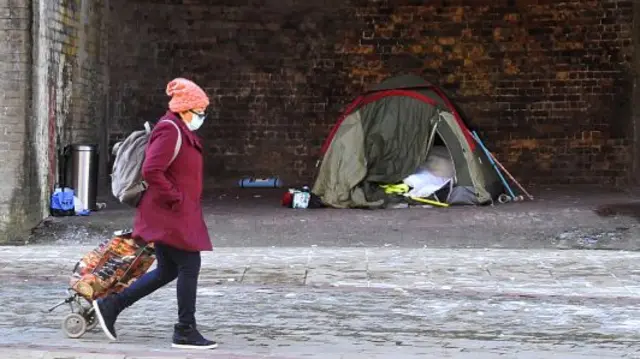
xmin=238 ymin=177 xmax=283 ymax=188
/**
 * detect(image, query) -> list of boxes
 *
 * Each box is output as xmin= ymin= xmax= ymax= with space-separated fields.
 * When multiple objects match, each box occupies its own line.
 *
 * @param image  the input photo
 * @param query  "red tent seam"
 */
xmin=319 ymin=88 xmax=475 ymax=156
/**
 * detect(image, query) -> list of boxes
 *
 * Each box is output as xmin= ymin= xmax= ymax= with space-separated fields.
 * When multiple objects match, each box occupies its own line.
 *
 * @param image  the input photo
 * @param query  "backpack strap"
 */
xmin=157 ymin=119 xmax=183 ymax=165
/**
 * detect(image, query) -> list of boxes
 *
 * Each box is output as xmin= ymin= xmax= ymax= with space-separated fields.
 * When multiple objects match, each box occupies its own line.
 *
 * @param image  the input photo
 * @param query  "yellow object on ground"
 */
xmin=380 ymin=183 xmax=410 ymax=194
xmin=406 ymin=196 xmax=450 ymax=208
xmin=380 ymin=183 xmax=449 ymax=208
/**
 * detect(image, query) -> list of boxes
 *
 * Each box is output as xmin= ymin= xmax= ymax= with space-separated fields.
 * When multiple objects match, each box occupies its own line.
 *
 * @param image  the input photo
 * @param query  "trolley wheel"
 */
xmin=85 ymin=310 xmax=98 ymax=331
xmin=62 ymin=313 xmax=87 ymax=339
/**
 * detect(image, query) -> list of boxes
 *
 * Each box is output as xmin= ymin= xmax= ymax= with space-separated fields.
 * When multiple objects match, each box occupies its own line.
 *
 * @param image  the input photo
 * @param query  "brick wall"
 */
xmin=0 ymin=0 xmax=109 ymax=243
xmin=109 ymin=0 xmax=635 ymax=187
xmin=632 ymin=0 xmax=640 ymax=183
xmin=33 ymin=0 xmax=110 ymax=189
xmin=33 ymin=0 xmax=109 ymax=196
xmin=107 ymin=0 xmax=178 ymax=140
xmin=0 ymin=0 xmax=38 ymax=242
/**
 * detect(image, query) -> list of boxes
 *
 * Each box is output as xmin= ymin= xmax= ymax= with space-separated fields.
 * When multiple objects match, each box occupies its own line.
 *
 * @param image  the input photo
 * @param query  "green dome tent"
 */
xmin=312 ymin=74 xmax=503 ymax=208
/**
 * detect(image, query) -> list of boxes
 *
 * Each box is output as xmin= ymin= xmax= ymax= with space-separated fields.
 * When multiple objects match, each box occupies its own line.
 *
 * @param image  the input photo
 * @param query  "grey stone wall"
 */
xmin=0 ymin=0 xmax=109 ymax=243
xmin=0 ymin=0 xmax=39 ymax=243
xmin=632 ymin=0 xmax=640 ymax=184
xmin=32 ymin=0 xmax=110 ymax=194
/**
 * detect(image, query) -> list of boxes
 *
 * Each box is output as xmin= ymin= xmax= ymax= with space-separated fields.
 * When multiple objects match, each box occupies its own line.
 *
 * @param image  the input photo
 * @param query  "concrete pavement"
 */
xmin=24 ymin=186 xmax=640 ymax=251
xmin=1 ymin=245 xmax=640 ymax=358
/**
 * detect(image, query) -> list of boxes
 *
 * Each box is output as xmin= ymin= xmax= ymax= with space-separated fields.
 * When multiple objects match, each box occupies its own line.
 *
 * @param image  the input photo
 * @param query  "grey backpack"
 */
xmin=110 ymin=120 xmax=182 ymax=207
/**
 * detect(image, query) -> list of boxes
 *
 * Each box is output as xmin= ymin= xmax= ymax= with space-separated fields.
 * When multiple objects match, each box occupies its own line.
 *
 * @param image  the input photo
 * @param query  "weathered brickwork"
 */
xmin=0 ymin=0 xmax=109 ymax=243
xmin=35 ymin=0 xmax=110 ymax=188
xmin=109 ymin=1 xmax=356 ymax=187
xmin=108 ymin=0 xmax=635 ymax=187
xmin=342 ymin=0 xmax=634 ymax=186
xmin=632 ymin=1 xmax=640 ymax=182
xmin=0 ymin=0 xmax=37 ymax=242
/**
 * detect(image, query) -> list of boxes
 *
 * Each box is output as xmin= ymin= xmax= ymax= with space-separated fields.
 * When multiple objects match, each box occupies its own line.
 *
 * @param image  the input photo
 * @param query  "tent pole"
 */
xmin=491 ymin=156 xmax=534 ymax=201
xmin=425 ymin=113 xmax=440 ymax=160
xmin=471 ymin=131 xmax=517 ymax=200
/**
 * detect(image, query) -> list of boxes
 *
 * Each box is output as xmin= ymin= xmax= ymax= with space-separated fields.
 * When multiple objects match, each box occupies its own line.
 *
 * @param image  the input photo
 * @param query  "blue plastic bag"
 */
xmin=50 ymin=187 xmax=75 ymax=217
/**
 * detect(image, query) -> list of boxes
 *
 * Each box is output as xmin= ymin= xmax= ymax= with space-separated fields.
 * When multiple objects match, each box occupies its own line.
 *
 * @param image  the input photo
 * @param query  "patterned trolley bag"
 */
xmin=69 ymin=230 xmax=156 ymax=301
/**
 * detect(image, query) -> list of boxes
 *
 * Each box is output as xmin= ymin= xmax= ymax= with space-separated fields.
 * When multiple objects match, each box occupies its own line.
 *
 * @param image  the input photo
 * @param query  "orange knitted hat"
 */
xmin=166 ymin=78 xmax=210 ymax=113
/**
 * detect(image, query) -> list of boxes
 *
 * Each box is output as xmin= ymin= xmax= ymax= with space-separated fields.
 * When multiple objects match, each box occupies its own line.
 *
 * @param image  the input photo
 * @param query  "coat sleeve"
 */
xmin=142 ymin=122 xmax=182 ymax=207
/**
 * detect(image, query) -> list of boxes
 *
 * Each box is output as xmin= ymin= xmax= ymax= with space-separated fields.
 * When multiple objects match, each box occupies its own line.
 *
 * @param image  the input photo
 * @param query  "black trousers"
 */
xmin=112 ymin=242 xmax=201 ymax=325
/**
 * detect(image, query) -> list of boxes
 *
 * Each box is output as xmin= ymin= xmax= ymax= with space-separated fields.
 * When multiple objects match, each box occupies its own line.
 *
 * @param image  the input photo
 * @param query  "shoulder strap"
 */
xmin=143 ymin=121 xmax=152 ymax=134
xmin=157 ymin=119 xmax=183 ymax=165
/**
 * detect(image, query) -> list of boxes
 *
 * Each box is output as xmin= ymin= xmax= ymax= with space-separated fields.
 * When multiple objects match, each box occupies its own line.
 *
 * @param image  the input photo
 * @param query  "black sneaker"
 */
xmin=171 ymin=323 xmax=218 ymax=349
xmin=92 ymin=298 xmax=119 ymax=341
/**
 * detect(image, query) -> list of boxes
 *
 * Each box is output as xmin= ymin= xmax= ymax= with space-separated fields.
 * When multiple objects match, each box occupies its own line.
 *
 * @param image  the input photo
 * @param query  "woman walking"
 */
xmin=93 ymin=78 xmax=216 ymax=349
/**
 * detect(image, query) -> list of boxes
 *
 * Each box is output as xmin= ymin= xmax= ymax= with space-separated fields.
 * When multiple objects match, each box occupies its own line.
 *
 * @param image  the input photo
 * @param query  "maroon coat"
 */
xmin=133 ymin=111 xmax=212 ymax=252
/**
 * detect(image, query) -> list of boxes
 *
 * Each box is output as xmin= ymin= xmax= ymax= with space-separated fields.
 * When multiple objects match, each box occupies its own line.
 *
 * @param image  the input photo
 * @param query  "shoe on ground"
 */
xmin=92 ymin=297 xmax=119 ymax=341
xmin=172 ymin=323 xmax=218 ymax=349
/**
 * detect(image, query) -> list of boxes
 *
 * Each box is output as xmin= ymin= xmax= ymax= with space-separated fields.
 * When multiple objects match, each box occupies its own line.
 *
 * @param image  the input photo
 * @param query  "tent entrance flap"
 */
xmin=403 ymin=129 xmax=455 ymax=202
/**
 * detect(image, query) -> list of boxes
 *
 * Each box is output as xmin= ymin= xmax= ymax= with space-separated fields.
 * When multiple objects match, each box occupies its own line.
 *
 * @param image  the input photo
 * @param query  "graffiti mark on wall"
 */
xmin=48 ymin=83 xmax=57 ymax=189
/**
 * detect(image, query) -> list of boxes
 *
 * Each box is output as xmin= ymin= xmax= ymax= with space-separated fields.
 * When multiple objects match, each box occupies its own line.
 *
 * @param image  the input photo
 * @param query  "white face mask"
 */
xmin=187 ymin=111 xmax=206 ymax=131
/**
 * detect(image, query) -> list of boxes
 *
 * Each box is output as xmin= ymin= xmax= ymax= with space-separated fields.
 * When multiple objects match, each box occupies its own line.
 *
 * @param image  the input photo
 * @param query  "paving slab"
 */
xmin=1 ymin=246 xmax=640 ymax=358
xmin=1 ymin=284 xmax=640 ymax=359
xmin=2 ymin=246 xmax=640 ymax=296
